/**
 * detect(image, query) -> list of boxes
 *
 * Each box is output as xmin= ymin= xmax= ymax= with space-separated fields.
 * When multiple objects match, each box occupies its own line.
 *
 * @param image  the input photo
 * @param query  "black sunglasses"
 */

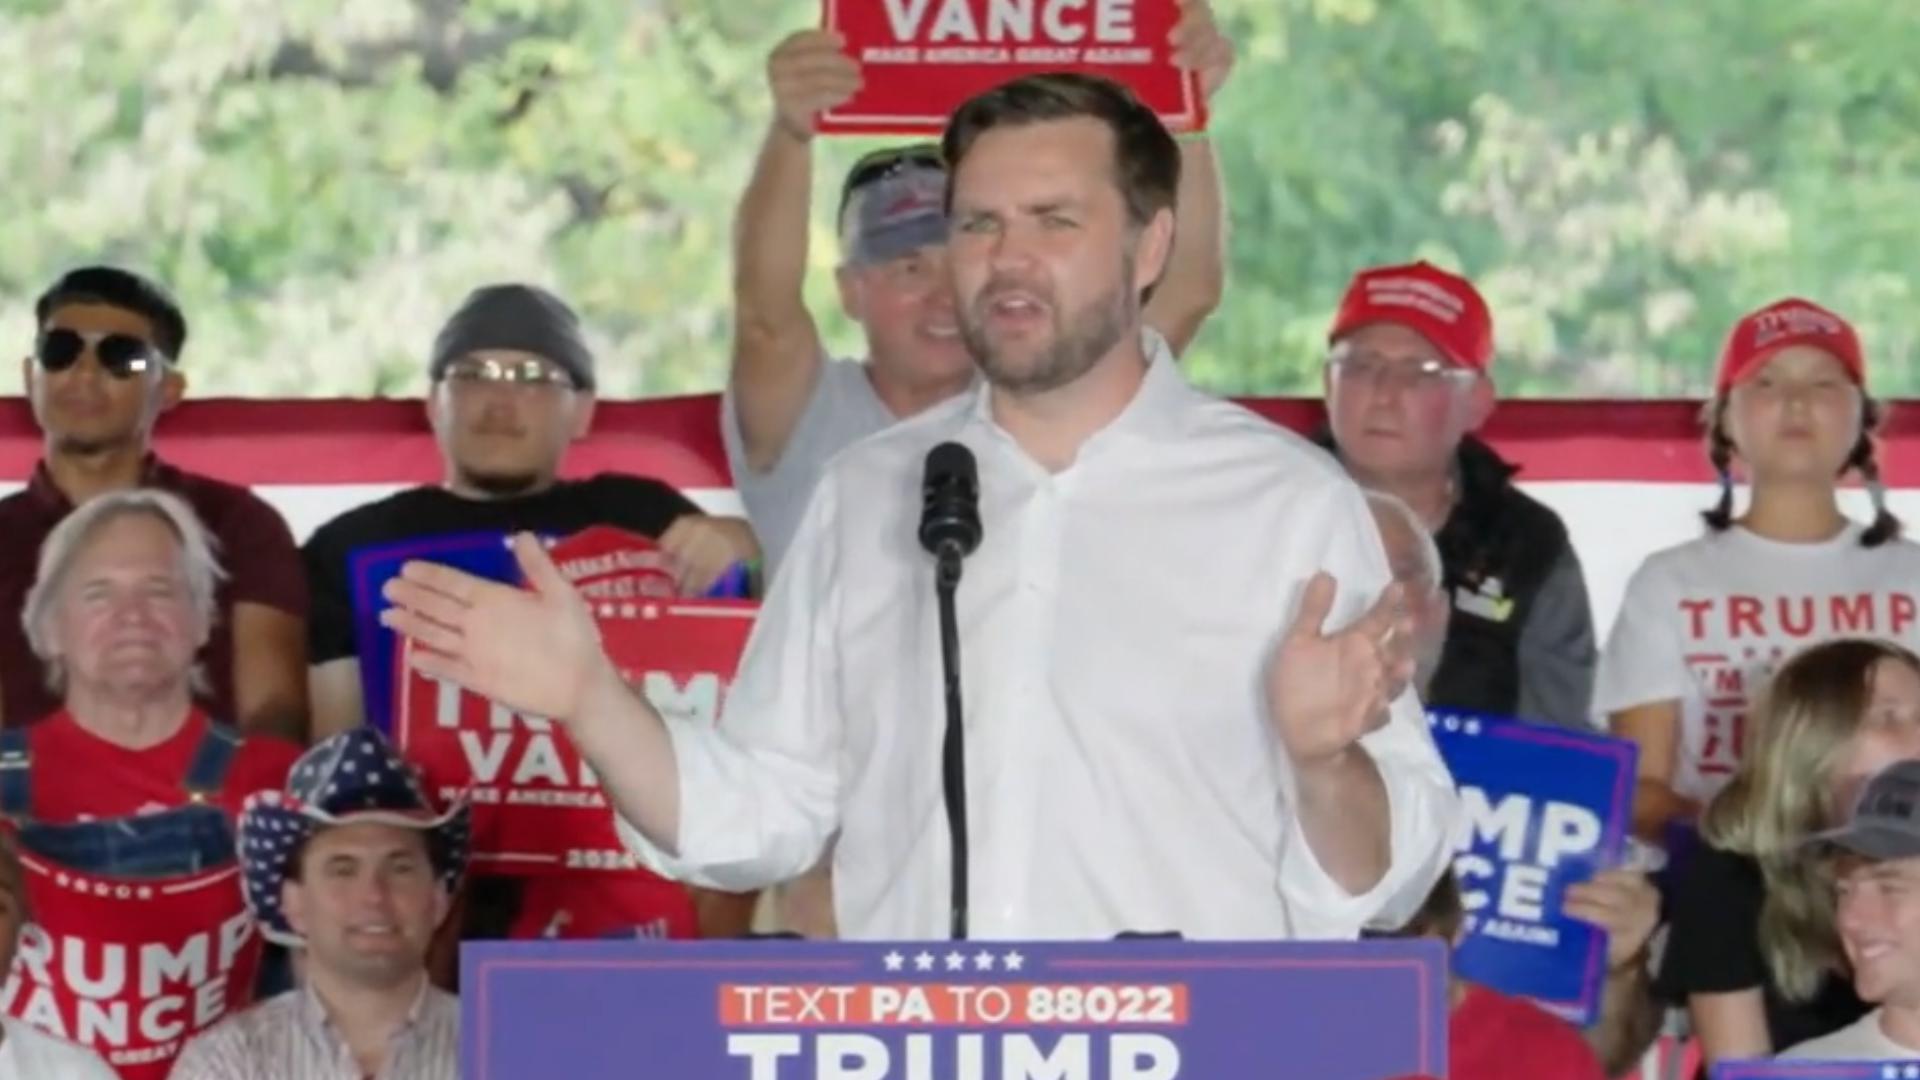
xmin=35 ymin=328 xmax=160 ymax=379
xmin=839 ymin=144 xmax=945 ymax=220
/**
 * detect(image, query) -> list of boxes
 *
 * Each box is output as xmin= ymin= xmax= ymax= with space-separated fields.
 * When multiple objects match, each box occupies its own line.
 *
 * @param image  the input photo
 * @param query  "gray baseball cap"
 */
xmin=1805 ymin=759 xmax=1920 ymax=860
xmin=841 ymin=156 xmax=948 ymax=266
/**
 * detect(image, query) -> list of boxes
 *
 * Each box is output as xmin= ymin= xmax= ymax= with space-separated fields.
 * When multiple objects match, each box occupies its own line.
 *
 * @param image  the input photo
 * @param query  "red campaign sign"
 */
xmin=0 ymin=854 xmax=262 ymax=1080
xmin=820 ymin=0 xmax=1205 ymax=134
xmin=392 ymin=527 xmax=759 ymax=878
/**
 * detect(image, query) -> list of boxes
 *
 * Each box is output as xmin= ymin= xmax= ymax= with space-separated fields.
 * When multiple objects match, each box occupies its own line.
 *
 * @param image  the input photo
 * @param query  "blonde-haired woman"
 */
xmin=1660 ymin=637 xmax=1920 ymax=1069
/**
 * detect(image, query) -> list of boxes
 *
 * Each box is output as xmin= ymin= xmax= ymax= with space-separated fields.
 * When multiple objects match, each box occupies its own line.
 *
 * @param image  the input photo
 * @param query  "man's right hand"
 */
xmin=768 ymin=30 xmax=863 ymax=141
xmin=380 ymin=533 xmax=613 ymax=724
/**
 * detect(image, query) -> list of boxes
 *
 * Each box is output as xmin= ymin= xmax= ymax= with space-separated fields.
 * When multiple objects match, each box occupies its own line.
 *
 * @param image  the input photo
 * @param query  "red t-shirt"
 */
xmin=1451 ymin=985 xmax=1608 ymax=1080
xmin=26 ymin=709 xmax=301 ymax=824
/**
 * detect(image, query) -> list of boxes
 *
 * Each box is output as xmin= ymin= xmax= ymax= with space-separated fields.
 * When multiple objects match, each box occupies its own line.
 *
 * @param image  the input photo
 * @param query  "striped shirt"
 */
xmin=169 ymin=979 xmax=458 ymax=1080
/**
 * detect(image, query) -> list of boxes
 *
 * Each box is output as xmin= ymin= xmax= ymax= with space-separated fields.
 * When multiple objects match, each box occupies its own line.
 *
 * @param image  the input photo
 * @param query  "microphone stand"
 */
xmin=936 ymin=548 xmax=969 ymax=941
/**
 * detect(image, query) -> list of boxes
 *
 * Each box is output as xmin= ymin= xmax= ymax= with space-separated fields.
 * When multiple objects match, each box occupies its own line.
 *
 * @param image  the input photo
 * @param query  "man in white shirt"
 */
xmin=727 ymin=0 xmax=1234 ymax=577
xmin=1780 ymin=759 xmax=1920 ymax=1061
xmin=382 ymin=73 xmax=1454 ymax=942
xmin=0 ymin=834 xmax=117 ymax=1080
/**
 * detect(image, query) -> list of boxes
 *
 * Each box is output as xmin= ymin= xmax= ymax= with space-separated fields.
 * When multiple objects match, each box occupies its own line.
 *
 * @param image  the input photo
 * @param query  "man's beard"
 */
xmin=961 ymin=257 xmax=1135 ymax=397
xmin=457 ymin=468 xmax=543 ymax=498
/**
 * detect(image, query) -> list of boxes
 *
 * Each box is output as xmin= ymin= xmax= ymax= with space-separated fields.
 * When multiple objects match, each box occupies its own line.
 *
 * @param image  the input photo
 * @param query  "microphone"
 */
xmin=919 ymin=441 xmax=982 ymax=573
xmin=919 ymin=441 xmax=980 ymax=940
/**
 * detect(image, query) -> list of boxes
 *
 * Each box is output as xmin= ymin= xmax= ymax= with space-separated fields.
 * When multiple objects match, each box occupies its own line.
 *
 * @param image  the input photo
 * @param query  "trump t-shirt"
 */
xmin=1595 ymin=523 xmax=1920 ymax=803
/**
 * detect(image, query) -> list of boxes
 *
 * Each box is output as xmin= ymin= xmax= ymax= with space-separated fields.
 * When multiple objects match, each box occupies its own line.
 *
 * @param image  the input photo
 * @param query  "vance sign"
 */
xmin=821 ymin=0 xmax=1204 ymax=133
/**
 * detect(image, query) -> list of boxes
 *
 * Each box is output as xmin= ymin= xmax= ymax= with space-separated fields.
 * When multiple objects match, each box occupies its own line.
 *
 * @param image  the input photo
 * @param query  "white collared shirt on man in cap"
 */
xmin=631 ymin=331 xmax=1456 ymax=940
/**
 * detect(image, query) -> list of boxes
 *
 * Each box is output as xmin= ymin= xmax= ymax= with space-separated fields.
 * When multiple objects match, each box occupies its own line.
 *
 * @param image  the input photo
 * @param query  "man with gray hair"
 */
xmin=0 ymin=831 xmax=118 ymax=1078
xmin=1 ymin=489 xmax=300 ymax=1074
xmin=5 ymin=488 xmax=300 ymax=868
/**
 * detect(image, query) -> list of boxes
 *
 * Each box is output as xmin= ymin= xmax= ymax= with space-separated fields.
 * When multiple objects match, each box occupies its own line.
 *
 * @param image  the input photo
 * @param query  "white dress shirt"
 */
xmin=623 ymin=335 xmax=1455 ymax=940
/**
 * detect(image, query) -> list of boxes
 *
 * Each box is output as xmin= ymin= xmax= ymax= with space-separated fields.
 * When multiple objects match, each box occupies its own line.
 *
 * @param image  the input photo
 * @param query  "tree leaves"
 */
xmin=0 ymin=0 xmax=1914 ymax=398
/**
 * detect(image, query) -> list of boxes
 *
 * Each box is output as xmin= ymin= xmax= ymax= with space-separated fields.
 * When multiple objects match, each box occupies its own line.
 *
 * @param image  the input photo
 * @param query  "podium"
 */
xmin=461 ymin=937 xmax=1449 ymax=1078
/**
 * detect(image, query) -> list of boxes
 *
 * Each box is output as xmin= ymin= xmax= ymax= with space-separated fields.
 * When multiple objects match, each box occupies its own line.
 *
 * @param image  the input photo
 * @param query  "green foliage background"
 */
xmin=1 ymin=0 xmax=1914 ymax=399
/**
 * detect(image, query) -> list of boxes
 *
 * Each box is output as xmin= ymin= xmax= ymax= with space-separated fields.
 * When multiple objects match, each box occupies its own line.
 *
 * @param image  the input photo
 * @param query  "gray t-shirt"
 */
xmin=722 ymin=356 xmax=895 ymax=577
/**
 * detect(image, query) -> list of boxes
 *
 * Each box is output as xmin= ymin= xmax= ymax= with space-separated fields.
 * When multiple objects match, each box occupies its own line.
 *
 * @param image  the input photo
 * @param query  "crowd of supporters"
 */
xmin=3 ymin=4 xmax=1917 ymax=1077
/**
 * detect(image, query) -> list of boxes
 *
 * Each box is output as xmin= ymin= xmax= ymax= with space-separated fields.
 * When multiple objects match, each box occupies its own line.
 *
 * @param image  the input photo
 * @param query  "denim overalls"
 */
xmin=0 ymin=722 xmax=239 ymax=875
xmin=0 ymin=721 xmax=291 ymax=994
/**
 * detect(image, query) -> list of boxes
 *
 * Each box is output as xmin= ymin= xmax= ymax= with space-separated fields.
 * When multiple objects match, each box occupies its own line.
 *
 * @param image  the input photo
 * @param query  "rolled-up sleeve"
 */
xmin=617 ymin=475 xmax=846 ymax=892
xmin=1276 ymin=479 xmax=1456 ymax=938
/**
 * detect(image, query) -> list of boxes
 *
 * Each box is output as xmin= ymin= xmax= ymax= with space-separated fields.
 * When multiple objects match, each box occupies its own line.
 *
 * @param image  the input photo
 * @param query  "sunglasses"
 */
xmin=839 ymin=144 xmax=945 ymax=220
xmin=35 ymin=328 xmax=161 ymax=379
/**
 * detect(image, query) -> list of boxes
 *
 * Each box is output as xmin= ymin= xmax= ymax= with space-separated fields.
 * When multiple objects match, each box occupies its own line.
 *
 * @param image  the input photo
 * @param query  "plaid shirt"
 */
xmin=170 ymin=978 xmax=458 ymax=1080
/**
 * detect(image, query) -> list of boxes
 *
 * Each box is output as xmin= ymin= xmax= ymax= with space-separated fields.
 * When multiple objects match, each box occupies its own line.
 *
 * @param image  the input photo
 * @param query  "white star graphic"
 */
xmin=1464 ymin=719 xmax=1482 ymax=736
xmin=973 ymin=950 xmax=995 ymax=971
xmin=1002 ymin=950 xmax=1025 ymax=972
xmin=944 ymin=951 xmax=966 ymax=972
xmin=1442 ymin=715 xmax=1460 ymax=732
xmin=913 ymin=951 xmax=935 ymax=972
xmin=882 ymin=950 xmax=905 ymax=972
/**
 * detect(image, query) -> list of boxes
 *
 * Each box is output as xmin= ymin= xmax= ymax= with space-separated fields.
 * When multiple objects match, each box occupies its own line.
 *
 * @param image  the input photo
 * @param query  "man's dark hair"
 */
xmin=34 ymin=266 xmax=189 ymax=360
xmin=939 ymin=72 xmax=1180 ymax=230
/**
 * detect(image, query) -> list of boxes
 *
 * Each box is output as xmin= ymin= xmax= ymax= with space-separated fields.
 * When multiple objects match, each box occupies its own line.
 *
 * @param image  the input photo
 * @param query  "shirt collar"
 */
xmin=26 ymin=453 xmax=169 ymax=512
xmin=297 ymin=973 xmax=435 ymax=1053
xmin=964 ymin=326 xmax=1192 ymax=452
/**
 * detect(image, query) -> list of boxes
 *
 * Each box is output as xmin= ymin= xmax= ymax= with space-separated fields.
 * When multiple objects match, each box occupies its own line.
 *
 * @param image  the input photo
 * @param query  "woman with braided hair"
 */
xmin=1597 ymin=298 xmax=1920 ymax=850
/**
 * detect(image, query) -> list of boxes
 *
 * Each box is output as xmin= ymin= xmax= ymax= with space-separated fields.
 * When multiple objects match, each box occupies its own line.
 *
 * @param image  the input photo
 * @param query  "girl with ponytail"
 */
xmin=1596 ymin=298 xmax=1919 ymax=846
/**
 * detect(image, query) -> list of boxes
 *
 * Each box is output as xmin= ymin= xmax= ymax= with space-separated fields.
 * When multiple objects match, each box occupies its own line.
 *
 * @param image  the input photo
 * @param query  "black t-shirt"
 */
xmin=302 ymin=474 xmax=702 ymax=662
xmin=1658 ymin=841 xmax=1866 ymax=1061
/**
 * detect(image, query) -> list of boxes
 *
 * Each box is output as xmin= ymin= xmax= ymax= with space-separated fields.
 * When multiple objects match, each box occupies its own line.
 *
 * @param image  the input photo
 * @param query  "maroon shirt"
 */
xmin=0 ymin=456 xmax=308 ymax=728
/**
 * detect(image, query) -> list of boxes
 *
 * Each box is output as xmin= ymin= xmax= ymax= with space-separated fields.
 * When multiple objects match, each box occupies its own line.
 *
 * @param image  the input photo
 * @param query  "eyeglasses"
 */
xmin=441 ymin=356 xmax=577 ymax=389
xmin=35 ymin=328 xmax=162 ymax=379
xmin=838 ymin=144 xmax=945 ymax=221
xmin=1327 ymin=353 xmax=1477 ymax=390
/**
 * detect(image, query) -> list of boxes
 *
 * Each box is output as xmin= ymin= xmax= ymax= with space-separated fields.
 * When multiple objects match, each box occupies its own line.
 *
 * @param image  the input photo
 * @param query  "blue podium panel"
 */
xmin=462 ymin=938 xmax=1450 ymax=1079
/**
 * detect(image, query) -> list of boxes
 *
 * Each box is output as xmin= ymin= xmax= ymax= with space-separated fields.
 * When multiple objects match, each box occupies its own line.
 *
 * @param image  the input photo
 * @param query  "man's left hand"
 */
xmin=659 ymin=515 xmax=761 ymax=596
xmin=1268 ymin=573 xmax=1415 ymax=767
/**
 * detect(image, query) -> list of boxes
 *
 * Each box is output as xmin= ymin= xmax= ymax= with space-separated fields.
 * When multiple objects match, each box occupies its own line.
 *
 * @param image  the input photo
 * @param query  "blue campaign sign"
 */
xmin=462 ymin=938 xmax=1450 ymax=1079
xmin=1713 ymin=1062 xmax=1920 ymax=1079
xmin=1429 ymin=710 xmax=1637 ymax=1027
xmin=350 ymin=531 xmax=522 ymax=734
